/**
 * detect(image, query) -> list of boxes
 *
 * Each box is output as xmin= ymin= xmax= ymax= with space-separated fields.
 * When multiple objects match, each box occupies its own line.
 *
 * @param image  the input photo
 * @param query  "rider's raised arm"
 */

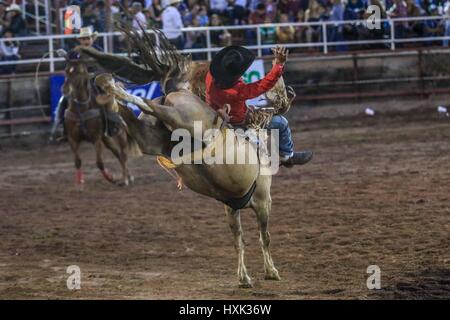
xmin=236 ymin=63 xmax=284 ymax=100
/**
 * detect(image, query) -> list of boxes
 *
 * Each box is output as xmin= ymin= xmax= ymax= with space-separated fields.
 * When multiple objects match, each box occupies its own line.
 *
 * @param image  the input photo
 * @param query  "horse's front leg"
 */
xmin=94 ymin=138 xmax=115 ymax=184
xmin=225 ymin=205 xmax=252 ymax=288
xmin=251 ymin=199 xmax=280 ymax=280
xmin=68 ymin=133 xmax=84 ymax=190
xmin=250 ymin=185 xmax=280 ymax=281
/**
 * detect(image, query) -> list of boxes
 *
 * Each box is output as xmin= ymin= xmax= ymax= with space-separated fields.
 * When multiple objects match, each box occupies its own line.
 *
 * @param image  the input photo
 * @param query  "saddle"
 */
xmin=64 ymin=107 xmax=126 ymax=138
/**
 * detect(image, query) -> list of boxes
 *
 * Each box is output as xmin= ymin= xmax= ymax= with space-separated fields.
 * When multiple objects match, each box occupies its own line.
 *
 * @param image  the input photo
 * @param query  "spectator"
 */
xmin=294 ymin=9 xmax=306 ymax=43
xmin=260 ymin=16 xmax=276 ymax=54
xmin=328 ymin=0 xmax=345 ymax=50
xmin=147 ymin=0 xmax=163 ymax=27
xmin=344 ymin=0 xmax=366 ymax=20
xmin=131 ymin=1 xmax=148 ymax=29
xmin=198 ymin=5 xmax=210 ymax=26
xmin=225 ymin=0 xmax=247 ymax=25
xmin=276 ymin=13 xmax=296 ymax=43
xmin=5 ymin=4 xmax=27 ymax=36
xmin=343 ymin=0 xmax=366 ymax=42
xmin=161 ymin=0 xmax=184 ymax=49
xmin=249 ymin=2 xmax=267 ymax=24
xmin=0 ymin=29 xmax=20 ymax=74
xmin=424 ymin=4 xmax=443 ymax=45
xmin=266 ymin=0 xmax=278 ymax=22
xmin=210 ymin=14 xmax=232 ymax=47
xmin=210 ymin=0 xmax=228 ymax=16
xmin=185 ymin=16 xmax=207 ymax=59
xmin=405 ymin=0 xmax=424 ymax=38
xmin=182 ymin=3 xmax=200 ymax=26
xmin=444 ymin=1 xmax=450 ymax=46
xmin=305 ymin=0 xmax=325 ymax=46
xmin=278 ymin=0 xmax=303 ymax=20
xmin=81 ymin=2 xmax=101 ymax=31
xmin=247 ymin=3 xmax=267 ymax=44
xmin=387 ymin=0 xmax=408 ymax=40
xmin=96 ymin=0 xmax=106 ymax=32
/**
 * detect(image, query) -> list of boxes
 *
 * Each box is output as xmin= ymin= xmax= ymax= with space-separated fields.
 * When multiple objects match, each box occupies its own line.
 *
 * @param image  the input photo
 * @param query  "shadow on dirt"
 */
xmin=375 ymin=268 xmax=450 ymax=299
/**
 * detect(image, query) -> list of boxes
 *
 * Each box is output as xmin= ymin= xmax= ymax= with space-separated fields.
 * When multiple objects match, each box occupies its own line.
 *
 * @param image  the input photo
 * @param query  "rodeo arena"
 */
xmin=0 ymin=0 xmax=448 ymax=306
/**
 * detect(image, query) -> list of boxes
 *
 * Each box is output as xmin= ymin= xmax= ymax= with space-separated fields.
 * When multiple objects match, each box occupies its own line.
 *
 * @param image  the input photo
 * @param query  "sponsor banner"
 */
xmin=243 ymin=59 xmax=268 ymax=107
xmin=49 ymin=75 xmax=162 ymax=121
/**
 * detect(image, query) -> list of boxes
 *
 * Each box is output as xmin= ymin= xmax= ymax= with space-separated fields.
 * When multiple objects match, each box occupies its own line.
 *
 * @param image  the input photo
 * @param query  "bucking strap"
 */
xmin=218 ymin=181 xmax=257 ymax=211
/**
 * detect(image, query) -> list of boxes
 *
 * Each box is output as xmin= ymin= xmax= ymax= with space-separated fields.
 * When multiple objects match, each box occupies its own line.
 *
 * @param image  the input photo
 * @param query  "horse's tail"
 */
xmin=118 ymin=104 xmax=144 ymax=157
xmin=118 ymin=24 xmax=191 ymax=93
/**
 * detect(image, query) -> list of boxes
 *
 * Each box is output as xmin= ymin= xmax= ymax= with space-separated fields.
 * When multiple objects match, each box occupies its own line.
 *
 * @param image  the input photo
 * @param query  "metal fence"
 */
xmin=0 ymin=15 xmax=450 ymax=72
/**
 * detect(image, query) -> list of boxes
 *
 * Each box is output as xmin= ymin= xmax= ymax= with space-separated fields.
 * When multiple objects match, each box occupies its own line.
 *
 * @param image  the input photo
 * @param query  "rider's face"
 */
xmin=78 ymin=37 xmax=93 ymax=48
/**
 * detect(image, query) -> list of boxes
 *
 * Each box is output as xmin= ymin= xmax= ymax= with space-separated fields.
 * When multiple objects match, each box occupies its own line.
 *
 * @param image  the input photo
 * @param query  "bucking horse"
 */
xmin=78 ymin=27 xmax=297 ymax=287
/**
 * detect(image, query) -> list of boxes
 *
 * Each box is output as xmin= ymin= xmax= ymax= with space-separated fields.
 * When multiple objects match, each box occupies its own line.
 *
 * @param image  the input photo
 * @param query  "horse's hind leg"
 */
xmin=250 ymin=185 xmax=280 ymax=281
xmin=94 ymin=139 xmax=115 ymax=184
xmin=103 ymin=135 xmax=132 ymax=186
xmin=115 ymin=132 xmax=133 ymax=186
xmin=224 ymin=206 xmax=252 ymax=288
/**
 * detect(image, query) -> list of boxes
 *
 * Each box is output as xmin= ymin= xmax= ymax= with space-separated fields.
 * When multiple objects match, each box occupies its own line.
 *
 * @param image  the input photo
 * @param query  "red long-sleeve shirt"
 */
xmin=205 ymin=63 xmax=284 ymax=124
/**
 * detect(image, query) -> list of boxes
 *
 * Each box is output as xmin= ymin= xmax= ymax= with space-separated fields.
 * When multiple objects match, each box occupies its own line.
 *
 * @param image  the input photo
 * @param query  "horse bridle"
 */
xmin=70 ymin=81 xmax=92 ymax=108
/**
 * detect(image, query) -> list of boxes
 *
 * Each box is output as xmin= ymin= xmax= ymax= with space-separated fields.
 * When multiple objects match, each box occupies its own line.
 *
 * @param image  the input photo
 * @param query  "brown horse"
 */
xmin=62 ymin=53 xmax=141 ymax=188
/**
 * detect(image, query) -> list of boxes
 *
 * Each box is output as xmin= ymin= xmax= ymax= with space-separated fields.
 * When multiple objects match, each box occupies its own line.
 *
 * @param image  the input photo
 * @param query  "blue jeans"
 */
xmin=266 ymin=115 xmax=294 ymax=157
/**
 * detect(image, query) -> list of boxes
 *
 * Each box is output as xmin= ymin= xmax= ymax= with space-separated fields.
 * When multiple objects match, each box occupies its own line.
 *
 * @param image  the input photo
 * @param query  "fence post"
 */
xmin=322 ymin=22 xmax=328 ymax=54
xmin=257 ymin=26 xmax=262 ymax=57
xmin=103 ymin=34 xmax=108 ymax=53
xmin=49 ymin=37 xmax=55 ymax=73
xmin=390 ymin=19 xmax=396 ymax=50
xmin=206 ymin=29 xmax=212 ymax=61
xmin=35 ymin=0 xmax=40 ymax=34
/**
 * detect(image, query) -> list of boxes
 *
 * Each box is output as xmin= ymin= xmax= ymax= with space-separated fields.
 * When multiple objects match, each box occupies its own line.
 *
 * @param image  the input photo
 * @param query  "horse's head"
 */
xmin=62 ymin=50 xmax=90 ymax=98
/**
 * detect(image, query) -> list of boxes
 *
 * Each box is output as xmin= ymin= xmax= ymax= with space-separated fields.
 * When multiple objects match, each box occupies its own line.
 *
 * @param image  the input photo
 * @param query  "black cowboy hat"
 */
xmin=210 ymin=45 xmax=255 ymax=89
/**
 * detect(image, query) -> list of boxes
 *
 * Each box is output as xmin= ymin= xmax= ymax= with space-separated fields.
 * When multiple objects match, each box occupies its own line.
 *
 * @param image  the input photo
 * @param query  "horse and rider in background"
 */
xmin=56 ymin=27 xmax=141 ymax=188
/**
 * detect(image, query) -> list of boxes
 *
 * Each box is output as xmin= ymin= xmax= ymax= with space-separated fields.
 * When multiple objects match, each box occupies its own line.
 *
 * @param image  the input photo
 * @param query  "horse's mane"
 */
xmin=119 ymin=24 xmax=191 ymax=93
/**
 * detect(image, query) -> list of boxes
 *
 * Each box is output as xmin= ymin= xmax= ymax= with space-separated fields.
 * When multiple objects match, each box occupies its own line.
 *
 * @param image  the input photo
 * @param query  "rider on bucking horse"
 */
xmin=205 ymin=45 xmax=313 ymax=167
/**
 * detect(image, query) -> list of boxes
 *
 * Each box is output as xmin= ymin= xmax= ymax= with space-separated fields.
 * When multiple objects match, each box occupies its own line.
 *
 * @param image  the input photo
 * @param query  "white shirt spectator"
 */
xmin=133 ymin=11 xmax=148 ymax=29
xmin=234 ymin=0 xmax=247 ymax=7
xmin=161 ymin=6 xmax=183 ymax=39
xmin=210 ymin=0 xmax=228 ymax=11
xmin=0 ymin=40 xmax=19 ymax=57
xmin=145 ymin=0 xmax=153 ymax=8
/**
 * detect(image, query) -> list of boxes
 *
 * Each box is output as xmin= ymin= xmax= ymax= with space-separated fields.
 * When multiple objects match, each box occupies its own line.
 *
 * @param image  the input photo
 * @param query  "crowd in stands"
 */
xmin=1 ymin=0 xmax=450 ymax=73
xmin=94 ymin=0 xmax=450 ymax=52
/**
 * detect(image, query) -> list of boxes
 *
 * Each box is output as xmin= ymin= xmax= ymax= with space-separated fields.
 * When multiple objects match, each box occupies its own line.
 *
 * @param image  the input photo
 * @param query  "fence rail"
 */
xmin=0 ymin=16 xmax=450 ymax=71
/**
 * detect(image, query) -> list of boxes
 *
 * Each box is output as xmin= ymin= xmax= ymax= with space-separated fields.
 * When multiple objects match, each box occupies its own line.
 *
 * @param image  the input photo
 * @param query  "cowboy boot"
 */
xmin=281 ymin=150 xmax=313 ymax=167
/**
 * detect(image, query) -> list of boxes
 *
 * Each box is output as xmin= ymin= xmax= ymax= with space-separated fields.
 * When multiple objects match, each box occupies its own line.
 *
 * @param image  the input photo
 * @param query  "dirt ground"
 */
xmin=0 ymin=107 xmax=449 ymax=300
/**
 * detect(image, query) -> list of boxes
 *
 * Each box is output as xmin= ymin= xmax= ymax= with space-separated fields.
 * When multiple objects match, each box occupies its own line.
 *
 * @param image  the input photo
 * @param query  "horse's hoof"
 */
xmin=128 ymin=176 xmax=135 ymax=185
xmin=239 ymin=282 xmax=253 ymax=288
xmin=238 ymin=276 xmax=253 ymax=288
xmin=116 ymin=180 xmax=129 ymax=187
xmin=264 ymin=269 xmax=281 ymax=281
